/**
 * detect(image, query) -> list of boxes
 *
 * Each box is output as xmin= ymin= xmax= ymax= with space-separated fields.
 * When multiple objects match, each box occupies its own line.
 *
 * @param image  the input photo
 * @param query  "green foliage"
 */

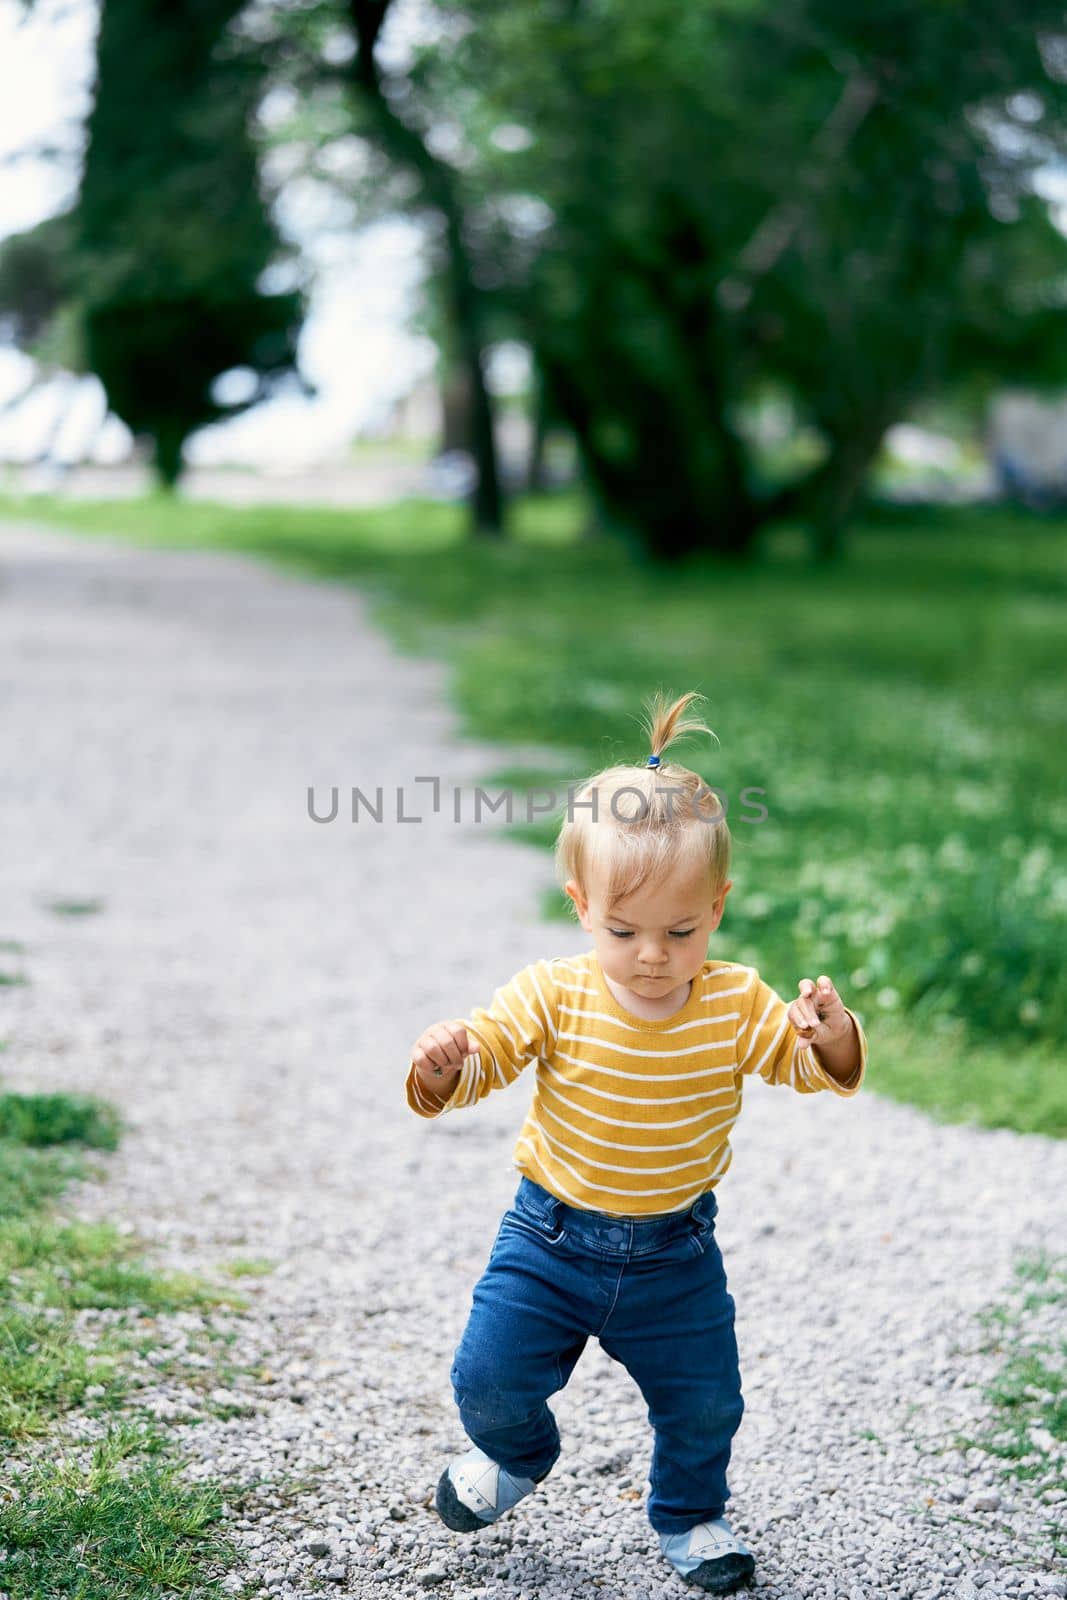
xmin=956 ymin=1252 xmax=1067 ymax=1555
xmin=0 ymin=213 xmax=83 ymax=360
xmin=0 ymin=1077 xmax=242 ymax=1599
xmin=0 ymin=1301 xmax=110 ymax=1442
xmin=2 ymin=1216 xmax=232 ymax=1317
xmin=844 ymin=1018 xmax=1067 ymax=1139
xmin=0 ymin=1092 xmax=121 ymax=1150
xmin=1 ymin=163 xmax=304 ymax=481
xmin=0 ymin=1091 xmax=234 ymax=1444
xmin=0 ymin=1094 xmax=119 ymax=1227
xmin=0 ymin=1141 xmax=88 ymax=1223
xmin=418 ymin=0 xmax=1067 ymax=554
xmin=222 ymin=1257 xmax=277 ymax=1278
xmin=45 ymin=899 xmax=106 ymax=917
xmin=0 ymin=1425 xmax=239 ymax=1598
xmin=14 ymin=0 xmax=308 ymax=486
xmin=6 ymin=0 xmax=1067 ymax=548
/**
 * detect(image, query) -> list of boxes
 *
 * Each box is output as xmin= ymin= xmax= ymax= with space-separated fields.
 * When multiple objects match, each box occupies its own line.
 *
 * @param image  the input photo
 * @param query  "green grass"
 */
xmin=221 ymin=1257 xmax=277 ymax=1278
xmin=0 ymin=1091 xmax=121 ymax=1149
xmin=841 ymin=1017 xmax=1067 ymax=1140
xmin=0 ymin=1422 xmax=240 ymax=1599
xmin=0 ymin=1097 xmax=117 ymax=1228
xmin=0 ymin=1089 xmax=244 ymax=1596
xmin=45 ymin=898 xmax=106 ymax=918
xmin=955 ymin=1253 xmax=1067 ymax=1560
xmin=0 ymin=1108 xmax=233 ymax=1445
xmin=2 ymin=489 xmax=1065 ymax=1136
xmin=0 ymin=1137 xmax=90 ymax=1220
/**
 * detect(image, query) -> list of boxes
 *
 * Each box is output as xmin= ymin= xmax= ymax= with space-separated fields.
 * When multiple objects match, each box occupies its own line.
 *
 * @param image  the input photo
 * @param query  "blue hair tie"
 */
xmin=646 ymin=754 xmax=661 ymax=769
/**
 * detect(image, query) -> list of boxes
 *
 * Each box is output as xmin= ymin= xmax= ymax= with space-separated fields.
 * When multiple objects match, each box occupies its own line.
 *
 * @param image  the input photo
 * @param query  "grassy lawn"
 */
xmin=957 ymin=1252 xmax=1067 ymax=1562
xmin=0 ymin=1088 xmax=245 ymax=1597
xmin=1 ymin=488 xmax=1065 ymax=1140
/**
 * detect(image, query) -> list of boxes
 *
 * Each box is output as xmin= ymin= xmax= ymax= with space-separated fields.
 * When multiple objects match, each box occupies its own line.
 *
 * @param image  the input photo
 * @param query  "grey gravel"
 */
xmin=0 ymin=519 xmax=1064 ymax=1600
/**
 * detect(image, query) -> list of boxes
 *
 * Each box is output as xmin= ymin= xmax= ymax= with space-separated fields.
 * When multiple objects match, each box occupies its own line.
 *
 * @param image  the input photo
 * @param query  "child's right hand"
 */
xmin=411 ymin=1020 xmax=472 ymax=1089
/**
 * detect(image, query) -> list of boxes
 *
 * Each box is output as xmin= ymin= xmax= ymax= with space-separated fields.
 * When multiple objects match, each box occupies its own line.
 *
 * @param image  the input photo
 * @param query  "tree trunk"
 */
xmin=460 ymin=319 xmax=502 ymax=535
xmin=526 ymin=365 xmax=550 ymax=493
xmin=347 ymin=0 xmax=503 ymax=535
xmin=440 ymin=364 xmax=470 ymax=455
xmin=540 ymin=345 xmax=760 ymax=562
xmin=532 ymin=200 xmax=763 ymax=562
xmin=807 ymin=455 xmax=869 ymax=563
xmin=154 ymin=427 xmax=183 ymax=489
xmin=790 ymin=415 xmax=893 ymax=561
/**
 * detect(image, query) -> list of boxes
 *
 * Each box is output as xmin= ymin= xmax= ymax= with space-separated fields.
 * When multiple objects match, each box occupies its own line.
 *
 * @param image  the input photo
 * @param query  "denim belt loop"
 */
xmin=518 ymin=1176 xmax=563 ymax=1227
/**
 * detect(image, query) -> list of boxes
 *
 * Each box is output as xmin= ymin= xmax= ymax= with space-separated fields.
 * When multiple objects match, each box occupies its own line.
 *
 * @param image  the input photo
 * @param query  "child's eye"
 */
xmin=607 ymin=929 xmax=695 ymax=939
xmin=669 ymin=929 xmax=696 ymax=939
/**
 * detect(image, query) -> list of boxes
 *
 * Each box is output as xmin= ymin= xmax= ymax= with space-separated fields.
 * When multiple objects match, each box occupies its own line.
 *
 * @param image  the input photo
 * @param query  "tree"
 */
xmin=345 ymin=1 xmax=505 ymax=534
xmin=0 ymin=212 xmax=96 ymax=453
xmin=436 ymin=0 xmax=1067 ymax=561
xmin=75 ymin=0 xmax=306 ymax=484
xmin=245 ymin=0 xmax=509 ymax=534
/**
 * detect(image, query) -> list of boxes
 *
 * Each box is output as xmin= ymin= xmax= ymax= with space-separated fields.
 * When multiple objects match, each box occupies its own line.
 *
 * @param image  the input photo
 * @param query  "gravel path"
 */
xmin=1 ymin=518 xmax=1063 ymax=1600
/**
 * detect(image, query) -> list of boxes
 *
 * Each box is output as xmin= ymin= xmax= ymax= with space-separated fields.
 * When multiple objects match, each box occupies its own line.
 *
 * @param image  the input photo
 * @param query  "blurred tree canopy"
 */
xmin=3 ymin=0 xmax=1066 ymax=545
xmin=440 ymin=0 xmax=1067 ymax=558
xmin=79 ymin=0 xmax=307 ymax=483
xmin=257 ymin=0 xmax=1067 ymax=558
xmin=0 ymin=0 xmax=306 ymax=485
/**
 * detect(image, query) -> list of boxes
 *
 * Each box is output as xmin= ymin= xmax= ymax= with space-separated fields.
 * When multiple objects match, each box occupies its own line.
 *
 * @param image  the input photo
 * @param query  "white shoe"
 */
xmin=659 ymin=1515 xmax=756 ymax=1593
xmin=434 ymin=1445 xmax=543 ymax=1533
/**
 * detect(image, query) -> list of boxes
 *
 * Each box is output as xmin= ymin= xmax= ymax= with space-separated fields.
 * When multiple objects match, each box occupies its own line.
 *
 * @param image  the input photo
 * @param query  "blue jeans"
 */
xmin=449 ymin=1176 xmax=744 ymax=1536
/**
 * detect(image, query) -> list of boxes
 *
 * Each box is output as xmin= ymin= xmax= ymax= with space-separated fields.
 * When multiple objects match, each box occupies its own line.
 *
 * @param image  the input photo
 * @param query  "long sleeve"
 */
xmin=405 ymin=959 xmax=560 ymax=1119
xmin=735 ymin=968 xmax=867 ymax=1097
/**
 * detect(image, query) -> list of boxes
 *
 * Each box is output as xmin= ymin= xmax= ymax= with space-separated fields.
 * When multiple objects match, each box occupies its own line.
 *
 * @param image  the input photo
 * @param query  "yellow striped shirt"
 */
xmin=405 ymin=951 xmax=868 ymax=1218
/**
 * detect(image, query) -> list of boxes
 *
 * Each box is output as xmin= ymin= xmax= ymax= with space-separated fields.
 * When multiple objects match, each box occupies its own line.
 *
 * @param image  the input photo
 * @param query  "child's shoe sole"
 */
xmin=433 ymin=1446 xmax=548 ymax=1533
xmin=673 ymin=1551 xmax=755 ymax=1594
xmin=660 ymin=1517 xmax=756 ymax=1594
xmin=434 ymin=1467 xmax=493 ymax=1533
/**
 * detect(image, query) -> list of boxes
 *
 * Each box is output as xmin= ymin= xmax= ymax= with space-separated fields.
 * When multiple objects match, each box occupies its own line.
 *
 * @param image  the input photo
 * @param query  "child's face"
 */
xmin=565 ymin=866 xmax=732 ymax=998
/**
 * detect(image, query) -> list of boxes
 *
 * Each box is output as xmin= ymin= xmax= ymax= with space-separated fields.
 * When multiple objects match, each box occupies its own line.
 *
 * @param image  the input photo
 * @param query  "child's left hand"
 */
xmin=788 ymin=975 xmax=853 ymax=1047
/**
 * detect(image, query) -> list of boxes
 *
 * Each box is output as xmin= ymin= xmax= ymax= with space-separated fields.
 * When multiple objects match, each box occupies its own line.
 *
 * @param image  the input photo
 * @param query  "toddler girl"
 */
xmin=405 ymin=690 xmax=868 ymax=1596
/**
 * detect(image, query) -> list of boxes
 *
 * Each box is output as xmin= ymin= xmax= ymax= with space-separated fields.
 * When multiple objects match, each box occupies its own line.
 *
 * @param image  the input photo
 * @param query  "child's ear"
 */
xmin=564 ymin=879 xmax=591 ymax=928
xmin=710 ymin=880 xmax=733 ymax=928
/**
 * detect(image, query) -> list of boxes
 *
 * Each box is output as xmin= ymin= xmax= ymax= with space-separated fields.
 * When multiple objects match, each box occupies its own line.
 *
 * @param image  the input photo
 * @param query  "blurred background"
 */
xmin=5 ymin=0 xmax=1067 ymax=530
xmin=1 ymin=0 xmax=1066 ymax=1137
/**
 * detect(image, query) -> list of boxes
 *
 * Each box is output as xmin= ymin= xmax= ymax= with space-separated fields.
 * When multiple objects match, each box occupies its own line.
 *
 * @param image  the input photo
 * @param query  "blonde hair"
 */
xmin=554 ymin=690 xmax=732 ymax=914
